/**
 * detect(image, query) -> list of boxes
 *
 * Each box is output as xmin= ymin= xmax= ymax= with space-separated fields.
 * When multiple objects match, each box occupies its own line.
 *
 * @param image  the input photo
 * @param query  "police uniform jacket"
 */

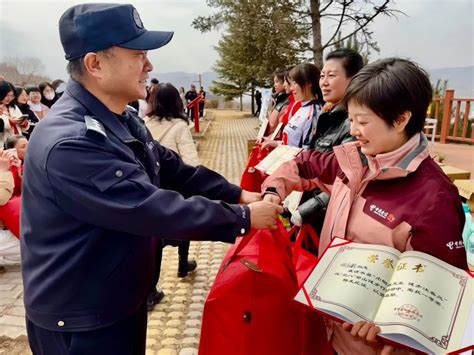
xmin=21 ymin=80 xmax=250 ymax=332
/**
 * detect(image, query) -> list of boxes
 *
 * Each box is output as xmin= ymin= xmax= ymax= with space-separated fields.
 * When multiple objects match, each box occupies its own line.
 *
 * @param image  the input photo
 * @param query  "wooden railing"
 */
xmin=429 ymin=89 xmax=474 ymax=144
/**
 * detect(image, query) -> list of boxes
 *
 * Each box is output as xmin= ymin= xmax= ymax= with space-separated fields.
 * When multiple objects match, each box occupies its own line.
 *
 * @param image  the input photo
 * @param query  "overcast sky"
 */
xmin=0 ymin=0 xmax=473 ymax=81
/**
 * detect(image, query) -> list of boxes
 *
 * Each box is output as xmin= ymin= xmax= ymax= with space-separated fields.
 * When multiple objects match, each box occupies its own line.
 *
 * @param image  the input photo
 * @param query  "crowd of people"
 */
xmin=18 ymin=4 xmax=286 ymax=353
xmin=252 ymin=51 xmax=468 ymax=354
xmin=1 ymin=50 xmax=471 ymax=351
xmin=0 ymin=75 xmax=208 ymax=308
xmin=129 ymin=81 xmax=206 ymax=121
xmin=0 ymin=79 xmax=68 ymax=271
xmin=257 ymin=49 xmax=363 ymax=235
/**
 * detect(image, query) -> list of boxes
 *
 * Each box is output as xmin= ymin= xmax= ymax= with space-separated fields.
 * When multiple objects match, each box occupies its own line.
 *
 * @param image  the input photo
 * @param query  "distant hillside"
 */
xmin=427 ymin=66 xmax=474 ymax=98
xmin=151 ymin=66 xmax=473 ymax=100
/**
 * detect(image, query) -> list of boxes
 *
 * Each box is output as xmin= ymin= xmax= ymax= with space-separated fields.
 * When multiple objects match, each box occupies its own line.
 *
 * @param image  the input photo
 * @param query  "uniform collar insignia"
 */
xmin=84 ymin=115 xmax=107 ymax=137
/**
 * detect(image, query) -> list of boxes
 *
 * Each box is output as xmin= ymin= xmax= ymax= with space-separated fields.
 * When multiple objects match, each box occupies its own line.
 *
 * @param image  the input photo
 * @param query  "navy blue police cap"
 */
xmin=59 ymin=3 xmax=174 ymax=60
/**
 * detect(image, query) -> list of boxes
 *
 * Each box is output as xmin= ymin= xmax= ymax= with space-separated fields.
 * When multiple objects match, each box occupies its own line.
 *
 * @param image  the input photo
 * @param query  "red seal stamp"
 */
xmin=396 ymin=304 xmax=421 ymax=320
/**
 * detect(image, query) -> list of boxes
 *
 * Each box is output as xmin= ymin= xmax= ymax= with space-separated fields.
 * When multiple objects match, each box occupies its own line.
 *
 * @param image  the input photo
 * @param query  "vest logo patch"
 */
xmin=446 ymin=240 xmax=464 ymax=250
xmin=369 ymin=204 xmax=395 ymax=223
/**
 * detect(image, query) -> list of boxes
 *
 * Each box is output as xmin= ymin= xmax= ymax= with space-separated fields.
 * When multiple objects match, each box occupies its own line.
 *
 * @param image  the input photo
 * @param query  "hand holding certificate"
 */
xmin=295 ymin=238 xmax=474 ymax=354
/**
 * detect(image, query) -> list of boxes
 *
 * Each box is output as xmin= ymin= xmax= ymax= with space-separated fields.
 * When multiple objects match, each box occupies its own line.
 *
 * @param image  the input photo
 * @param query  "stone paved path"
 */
xmin=0 ymin=110 xmax=259 ymax=355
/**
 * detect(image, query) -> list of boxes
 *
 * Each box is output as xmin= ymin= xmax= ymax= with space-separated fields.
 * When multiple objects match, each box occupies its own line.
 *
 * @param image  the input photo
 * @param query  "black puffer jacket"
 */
xmin=273 ymin=92 xmax=289 ymax=112
xmin=304 ymin=105 xmax=354 ymax=151
xmin=296 ymin=106 xmax=355 ymax=238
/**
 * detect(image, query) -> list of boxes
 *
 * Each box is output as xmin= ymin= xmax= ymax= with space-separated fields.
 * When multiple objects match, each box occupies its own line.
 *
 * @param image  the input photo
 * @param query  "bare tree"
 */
xmin=300 ymin=0 xmax=405 ymax=67
xmin=0 ymin=63 xmax=21 ymax=84
xmin=1 ymin=56 xmax=48 ymax=85
xmin=194 ymin=0 xmax=404 ymax=69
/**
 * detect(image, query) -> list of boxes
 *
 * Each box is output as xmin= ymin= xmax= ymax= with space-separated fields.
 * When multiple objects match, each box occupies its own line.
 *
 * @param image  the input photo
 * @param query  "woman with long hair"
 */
xmin=38 ymin=81 xmax=58 ymax=108
xmin=144 ymin=82 xmax=199 ymax=311
xmin=145 ymin=83 xmax=199 ymax=166
xmin=13 ymin=86 xmax=38 ymax=138
xmin=38 ymin=82 xmax=58 ymax=108
xmin=0 ymin=81 xmax=30 ymax=147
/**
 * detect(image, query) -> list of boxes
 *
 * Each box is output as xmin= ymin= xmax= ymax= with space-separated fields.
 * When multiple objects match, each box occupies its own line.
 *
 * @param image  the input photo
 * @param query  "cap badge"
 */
xmin=133 ymin=8 xmax=144 ymax=29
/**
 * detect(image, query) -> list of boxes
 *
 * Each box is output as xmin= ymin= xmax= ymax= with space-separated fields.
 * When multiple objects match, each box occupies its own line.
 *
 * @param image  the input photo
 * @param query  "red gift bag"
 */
xmin=292 ymin=224 xmax=320 ymax=286
xmin=292 ymin=225 xmax=333 ymax=355
xmin=240 ymin=143 xmax=269 ymax=192
xmin=0 ymin=196 xmax=21 ymax=239
xmin=199 ymin=224 xmax=303 ymax=355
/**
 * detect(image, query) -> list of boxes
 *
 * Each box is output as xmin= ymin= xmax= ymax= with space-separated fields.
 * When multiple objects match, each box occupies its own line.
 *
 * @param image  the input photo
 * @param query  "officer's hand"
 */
xmin=249 ymin=201 xmax=283 ymax=230
xmin=239 ymin=190 xmax=261 ymax=204
xmin=263 ymin=193 xmax=281 ymax=205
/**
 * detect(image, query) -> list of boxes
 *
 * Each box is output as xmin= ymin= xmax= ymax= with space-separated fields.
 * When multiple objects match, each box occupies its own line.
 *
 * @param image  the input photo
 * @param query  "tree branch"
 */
xmin=323 ymin=0 xmax=352 ymax=48
xmin=319 ymin=0 xmax=334 ymax=14
xmin=323 ymin=0 xmax=390 ymax=49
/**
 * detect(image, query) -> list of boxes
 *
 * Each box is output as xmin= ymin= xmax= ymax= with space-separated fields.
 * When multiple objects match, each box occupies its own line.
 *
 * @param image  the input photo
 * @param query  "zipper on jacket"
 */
xmin=330 ymin=191 xmax=349 ymax=238
xmin=353 ymin=157 xmax=381 ymax=201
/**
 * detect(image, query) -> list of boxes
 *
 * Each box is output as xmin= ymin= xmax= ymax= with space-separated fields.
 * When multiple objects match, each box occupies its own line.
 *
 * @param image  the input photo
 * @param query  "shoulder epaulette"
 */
xmin=84 ymin=115 xmax=107 ymax=137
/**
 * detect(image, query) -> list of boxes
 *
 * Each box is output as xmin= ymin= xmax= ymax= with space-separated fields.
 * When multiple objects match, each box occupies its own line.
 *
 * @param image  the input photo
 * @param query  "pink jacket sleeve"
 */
xmin=261 ymin=149 xmax=341 ymax=200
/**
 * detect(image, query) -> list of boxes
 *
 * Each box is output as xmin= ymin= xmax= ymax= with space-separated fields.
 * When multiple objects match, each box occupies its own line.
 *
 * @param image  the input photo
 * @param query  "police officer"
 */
xmin=20 ymin=4 xmax=283 ymax=354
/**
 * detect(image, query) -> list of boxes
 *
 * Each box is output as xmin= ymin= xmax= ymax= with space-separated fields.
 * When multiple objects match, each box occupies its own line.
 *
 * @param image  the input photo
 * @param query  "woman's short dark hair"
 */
xmin=38 ymin=82 xmax=53 ymax=94
xmin=273 ymin=69 xmax=286 ymax=83
xmin=51 ymin=79 xmax=65 ymax=90
xmin=148 ymin=83 xmax=188 ymax=122
xmin=342 ymin=58 xmax=432 ymax=138
xmin=325 ymin=48 xmax=364 ymax=78
xmin=14 ymin=86 xmax=24 ymax=97
xmin=289 ymin=63 xmax=324 ymax=104
xmin=25 ymin=85 xmax=41 ymax=94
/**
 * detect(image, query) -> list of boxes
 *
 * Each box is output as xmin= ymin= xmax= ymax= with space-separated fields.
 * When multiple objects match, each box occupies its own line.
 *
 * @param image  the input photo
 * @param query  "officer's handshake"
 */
xmin=249 ymin=200 xmax=284 ymax=230
xmin=240 ymin=188 xmax=284 ymax=230
xmin=19 ymin=3 xmax=288 ymax=354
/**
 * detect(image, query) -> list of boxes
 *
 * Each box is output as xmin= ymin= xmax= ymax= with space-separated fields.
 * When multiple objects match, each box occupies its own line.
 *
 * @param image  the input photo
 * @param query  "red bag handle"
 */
xmin=292 ymin=224 xmax=320 ymax=262
xmin=221 ymin=220 xmax=294 ymax=272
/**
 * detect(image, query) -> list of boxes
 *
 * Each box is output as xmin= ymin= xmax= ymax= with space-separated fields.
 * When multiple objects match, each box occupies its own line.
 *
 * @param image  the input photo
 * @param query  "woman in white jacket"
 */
xmin=144 ymin=82 xmax=199 ymax=310
xmin=145 ymin=83 xmax=199 ymax=166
